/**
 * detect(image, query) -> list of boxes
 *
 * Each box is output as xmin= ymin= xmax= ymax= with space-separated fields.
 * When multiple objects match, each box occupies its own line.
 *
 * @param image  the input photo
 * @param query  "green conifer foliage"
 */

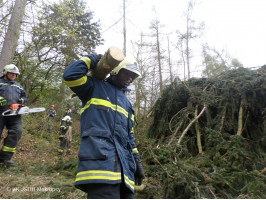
xmin=136 ymin=66 xmax=266 ymax=199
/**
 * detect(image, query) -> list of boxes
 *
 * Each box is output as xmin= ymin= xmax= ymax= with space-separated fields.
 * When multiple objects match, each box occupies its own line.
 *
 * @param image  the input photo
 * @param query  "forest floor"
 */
xmin=0 ymin=122 xmax=86 ymax=199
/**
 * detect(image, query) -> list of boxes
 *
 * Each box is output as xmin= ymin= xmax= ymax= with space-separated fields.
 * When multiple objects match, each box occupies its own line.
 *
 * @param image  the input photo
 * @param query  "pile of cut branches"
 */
xmin=135 ymin=66 xmax=266 ymax=199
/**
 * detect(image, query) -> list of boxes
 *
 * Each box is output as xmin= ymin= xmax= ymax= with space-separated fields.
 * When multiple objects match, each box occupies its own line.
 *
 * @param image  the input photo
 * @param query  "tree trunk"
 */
xmin=155 ymin=22 xmax=163 ymax=95
xmin=236 ymin=97 xmax=244 ymax=136
xmin=0 ymin=0 xmax=27 ymax=72
xmin=134 ymin=80 xmax=141 ymax=120
xmin=92 ymin=46 xmax=125 ymax=80
xmin=123 ymin=0 xmax=126 ymax=55
xmin=186 ymin=13 xmax=190 ymax=79
xmin=195 ymin=105 xmax=203 ymax=154
xmin=219 ymin=106 xmax=227 ymax=134
xmin=167 ymin=36 xmax=173 ymax=83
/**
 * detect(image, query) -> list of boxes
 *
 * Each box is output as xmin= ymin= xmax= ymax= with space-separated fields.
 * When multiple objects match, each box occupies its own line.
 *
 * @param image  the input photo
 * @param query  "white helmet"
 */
xmin=3 ymin=64 xmax=20 ymax=75
xmin=112 ymin=58 xmax=141 ymax=80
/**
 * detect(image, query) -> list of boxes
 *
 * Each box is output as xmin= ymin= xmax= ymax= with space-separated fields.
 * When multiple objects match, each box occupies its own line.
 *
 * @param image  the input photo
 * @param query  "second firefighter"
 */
xmin=58 ymin=109 xmax=72 ymax=155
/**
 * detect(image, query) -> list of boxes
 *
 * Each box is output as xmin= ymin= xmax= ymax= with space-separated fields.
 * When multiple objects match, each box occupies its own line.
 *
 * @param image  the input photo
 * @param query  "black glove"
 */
xmin=0 ymin=96 xmax=7 ymax=107
xmin=87 ymin=54 xmax=102 ymax=69
xmin=135 ymin=158 xmax=145 ymax=185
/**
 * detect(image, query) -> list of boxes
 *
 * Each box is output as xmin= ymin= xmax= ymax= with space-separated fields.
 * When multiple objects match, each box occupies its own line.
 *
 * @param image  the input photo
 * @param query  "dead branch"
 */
xmin=153 ymin=157 xmax=174 ymax=179
xmin=208 ymin=186 xmax=217 ymax=199
xmin=169 ymin=107 xmax=186 ymax=132
xmin=219 ymin=106 xmax=227 ymax=134
xmin=0 ymin=182 xmax=10 ymax=197
xmin=23 ymin=160 xmax=32 ymax=198
xmin=178 ymin=104 xmax=207 ymax=145
xmin=146 ymin=109 xmax=153 ymax=119
xmin=259 ymin=168 xmax=266 ymax=176
xmin=168 ymin=119 xmax=184 ymax=146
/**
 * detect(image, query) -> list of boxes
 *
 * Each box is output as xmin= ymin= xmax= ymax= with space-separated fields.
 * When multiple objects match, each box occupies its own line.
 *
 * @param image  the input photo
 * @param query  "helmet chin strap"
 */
xmin=4 ymin=74 xmax=17 ymax=81
xmin=4 ymin=75 xmax=10 ymax=81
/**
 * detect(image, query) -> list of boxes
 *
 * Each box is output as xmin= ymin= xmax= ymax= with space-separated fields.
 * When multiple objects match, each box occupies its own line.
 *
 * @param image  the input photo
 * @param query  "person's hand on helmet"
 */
xmin=87 ymin=54 xmax=102 ymax=69
xmin=0 ymin=96 xmax=7 ymax=107
xmin=135 ymin=158 xmax=145 ymax=185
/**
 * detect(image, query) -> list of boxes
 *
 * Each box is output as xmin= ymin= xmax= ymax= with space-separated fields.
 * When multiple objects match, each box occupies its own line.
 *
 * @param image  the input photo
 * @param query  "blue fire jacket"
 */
xmin=63 ymin=56 xmax=141 ymax=192
xmin=0 ymin=78 xmax=27 ymax=113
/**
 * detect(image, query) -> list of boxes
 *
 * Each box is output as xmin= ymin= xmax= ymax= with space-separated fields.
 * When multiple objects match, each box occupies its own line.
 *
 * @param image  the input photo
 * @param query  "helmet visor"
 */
xmin=124 ymin=62 xmax=141 ymax=78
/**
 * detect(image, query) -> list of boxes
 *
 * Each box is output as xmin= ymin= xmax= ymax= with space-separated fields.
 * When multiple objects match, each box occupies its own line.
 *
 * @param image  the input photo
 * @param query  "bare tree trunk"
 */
xmin=236 ymin=98 xmax=244 ymax=136
xmin=181 ymin=42 xmax=186 ymax=80
xmin=195 ymin=105 xmax=203 ymax=154
xmin=220 ymin=106 xmax=227 ymax=134
xmin=167 ymin=36 xmax=173 ymax=83
xmin=134 ymin=81 xmax=141 ymax=120
xmin=186 ymin=21 xmax=190 ymax=79
xmin=123 ymin=0 xmax=126 ymax=55
xmin=0 ymin=0 xmax=27 ymax=72
xmin=155 ymin=21 xmax=163 ymax=95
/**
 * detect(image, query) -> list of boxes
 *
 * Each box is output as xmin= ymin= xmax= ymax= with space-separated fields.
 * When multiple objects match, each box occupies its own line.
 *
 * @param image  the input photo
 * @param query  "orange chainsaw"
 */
xmin=2 ymin=104 xmax=45 ymax=117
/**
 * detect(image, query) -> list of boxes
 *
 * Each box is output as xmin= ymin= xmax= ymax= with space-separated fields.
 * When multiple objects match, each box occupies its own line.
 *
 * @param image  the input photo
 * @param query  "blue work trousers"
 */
xmin=85 ymin=183 xmax=134 ymax=199
xmin=0 ymin=115 xmax=22 ymax=160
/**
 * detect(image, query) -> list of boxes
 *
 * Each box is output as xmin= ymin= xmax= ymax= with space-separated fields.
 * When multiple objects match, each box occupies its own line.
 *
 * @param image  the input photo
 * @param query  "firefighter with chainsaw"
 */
xmin=63 ymin=54 xmax=145 ymax=199
xmin=58 ymin=108 xmax=72 ymax=155
xmin=0 ymin=64 xmax=27 ymax=166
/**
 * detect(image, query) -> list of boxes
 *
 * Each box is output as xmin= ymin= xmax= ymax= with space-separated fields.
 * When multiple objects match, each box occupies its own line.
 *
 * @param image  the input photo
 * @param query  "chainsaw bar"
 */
xmin=2 ymin=107 xmax=46 ymax=116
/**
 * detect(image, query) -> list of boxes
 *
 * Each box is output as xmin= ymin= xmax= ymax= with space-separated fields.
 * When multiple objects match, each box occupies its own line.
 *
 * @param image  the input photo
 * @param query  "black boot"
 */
xmin=6 ymin=160 xmax=14 ymax=166
xmin=0 ymin=159 xmax=14 ymax=167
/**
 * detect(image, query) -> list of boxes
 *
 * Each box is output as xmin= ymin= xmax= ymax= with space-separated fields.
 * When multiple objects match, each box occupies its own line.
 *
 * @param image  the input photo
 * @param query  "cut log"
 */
xmin=92 ymin=46 xmax=125 ymax=80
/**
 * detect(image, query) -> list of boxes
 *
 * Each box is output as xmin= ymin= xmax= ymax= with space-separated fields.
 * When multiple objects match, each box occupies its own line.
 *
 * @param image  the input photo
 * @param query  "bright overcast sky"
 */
xmin=87 ymin=0 xmax=266 ymax=69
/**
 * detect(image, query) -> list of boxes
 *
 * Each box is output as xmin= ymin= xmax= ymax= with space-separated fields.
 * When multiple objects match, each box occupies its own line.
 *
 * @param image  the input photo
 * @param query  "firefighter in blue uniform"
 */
xmin=63 ymin=54 xmax=145 ymax=199
xmin=0 ymin=64 xmax=27 ymax=166
xmin=58 ymin=108 xmax=72 ymax=155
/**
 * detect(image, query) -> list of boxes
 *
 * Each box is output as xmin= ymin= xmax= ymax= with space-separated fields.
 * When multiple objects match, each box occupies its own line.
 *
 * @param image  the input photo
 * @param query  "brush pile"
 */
xmin=136 ymin=66 xmax=266 ymax=199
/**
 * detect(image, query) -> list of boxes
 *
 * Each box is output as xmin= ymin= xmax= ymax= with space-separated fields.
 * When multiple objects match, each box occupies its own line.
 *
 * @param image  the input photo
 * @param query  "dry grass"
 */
xmin=0 ymin=119 xmax=85 ymax=199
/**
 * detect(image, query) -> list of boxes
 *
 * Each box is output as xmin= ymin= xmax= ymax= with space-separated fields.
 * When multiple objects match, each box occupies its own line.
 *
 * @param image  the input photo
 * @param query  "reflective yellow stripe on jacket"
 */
xmin=132 ymin=148 xmax=139 ymax=154
xmin=63 ymin=56 xmax=92 ymax=87
xmin=80 ymin=98 xmax=134 ymax=121
xmin=75 ymin=170 xmax=121 ymax=181
xmin=80 ymin=56 xmax=91 ymax=69
xmin=75 ymin=170 xmax=135 ymax=191
xmin=0 ymin=83 xmax=24 ymax=90
xmin=64 ymin=76 xmax=87 ymax=87
xmin=124 ymin=174 xmax=135 ymax=190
